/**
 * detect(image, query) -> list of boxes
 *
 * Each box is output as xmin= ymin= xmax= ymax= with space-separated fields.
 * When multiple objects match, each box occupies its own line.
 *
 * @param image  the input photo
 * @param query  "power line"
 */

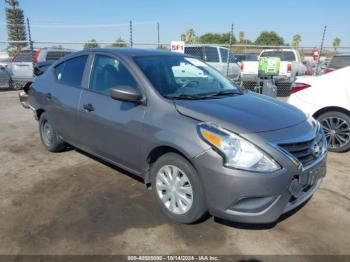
xmin=0 ymin=21 xmax=157 ymax=28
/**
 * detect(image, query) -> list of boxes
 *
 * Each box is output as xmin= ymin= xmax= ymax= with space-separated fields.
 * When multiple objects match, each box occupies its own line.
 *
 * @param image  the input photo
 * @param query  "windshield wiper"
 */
xmin=198 ymin=90 xmax=242 ymax=99
xmin=164 ymin=94 xmax=203 ymax=100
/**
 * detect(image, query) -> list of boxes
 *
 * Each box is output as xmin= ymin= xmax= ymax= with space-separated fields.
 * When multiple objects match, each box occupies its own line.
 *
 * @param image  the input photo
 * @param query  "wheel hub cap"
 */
xmin=155 ymin=165 xmax=193 ymax=215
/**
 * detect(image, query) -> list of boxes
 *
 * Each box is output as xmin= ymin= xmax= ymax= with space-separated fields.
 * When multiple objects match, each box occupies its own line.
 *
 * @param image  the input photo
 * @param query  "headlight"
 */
xmin=198 ymin=123 xmax=280 ymax=172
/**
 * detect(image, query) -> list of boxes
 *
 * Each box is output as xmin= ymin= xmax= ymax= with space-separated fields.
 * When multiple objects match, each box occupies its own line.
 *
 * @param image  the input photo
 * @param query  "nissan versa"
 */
xmin=19 ymin=48 xmax=327 ymax=224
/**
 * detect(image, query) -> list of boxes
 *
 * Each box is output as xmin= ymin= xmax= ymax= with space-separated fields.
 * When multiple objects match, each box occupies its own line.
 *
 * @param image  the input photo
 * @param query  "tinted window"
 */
xmin=260 ymin=51 xmax=296 ymax=61
xmin=204 ymin=47 xmax=219 ymax=62
xmin=90 ymin=55 xmax=137 ymax=95
xmin=329 ymin=55 xmax=350 ymax=69
xmin=184 ymin=47 xmax=204 ymax=59
xmin=220 ymin=48 xmax=229 ymax=62
xmin=13 ymin=50 xmax=35 ymax=62
xmin=55 ymin=55 xmax=87 ymax=86
xmin=236 ymin=54 xmax=258 ymax=62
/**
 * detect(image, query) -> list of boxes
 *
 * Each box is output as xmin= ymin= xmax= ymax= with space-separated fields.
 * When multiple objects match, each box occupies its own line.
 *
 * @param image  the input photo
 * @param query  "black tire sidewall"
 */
xmin=318 ymin=111 xmax=350 ymax=153
xmin=150 ymin=153 xmax=207 ymax=224
xmin=39 ymin=113 xmax=66 ymax=152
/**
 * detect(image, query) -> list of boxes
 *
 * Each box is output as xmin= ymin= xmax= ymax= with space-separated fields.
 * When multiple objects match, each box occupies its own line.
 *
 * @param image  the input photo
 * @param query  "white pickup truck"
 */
xmin=241 ymin=49 xmax=306 ymax=84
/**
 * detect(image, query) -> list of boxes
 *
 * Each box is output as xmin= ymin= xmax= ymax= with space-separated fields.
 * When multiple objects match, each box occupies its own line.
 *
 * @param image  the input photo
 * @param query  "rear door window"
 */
xmin=204 ymin=47 xmax=219 ymax=62
xmin=54 ymin=55 xmax=88 ymax=87
xmin=13 ymin=50 xmax=35 ymax=62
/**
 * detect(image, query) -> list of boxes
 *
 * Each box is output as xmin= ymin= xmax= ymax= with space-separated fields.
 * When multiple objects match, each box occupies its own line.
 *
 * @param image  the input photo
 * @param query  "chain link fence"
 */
xmin=1 ymin=39 xmax=350 ymax=96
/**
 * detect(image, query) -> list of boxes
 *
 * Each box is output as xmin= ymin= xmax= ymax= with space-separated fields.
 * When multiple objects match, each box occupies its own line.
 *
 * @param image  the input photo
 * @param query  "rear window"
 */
xmin=184 ymin=47 xmax=204 ymax=60
xmin=260 ymin=51 xmax=296 ymax=61
xmin=46 ymin=51 xmax=72 ymax=61
xmin=13 ymin=50 xmax=35 ymax=62
xmin=236 ymin=54 xmax=258 ymax=61
xmin=329 ymin=55 xmax=350 ymax=69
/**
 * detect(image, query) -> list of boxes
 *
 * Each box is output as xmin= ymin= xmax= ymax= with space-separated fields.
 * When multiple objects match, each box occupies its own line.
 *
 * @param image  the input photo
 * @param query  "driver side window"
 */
xmin=90 ymin=55 xmax=137 ymax=95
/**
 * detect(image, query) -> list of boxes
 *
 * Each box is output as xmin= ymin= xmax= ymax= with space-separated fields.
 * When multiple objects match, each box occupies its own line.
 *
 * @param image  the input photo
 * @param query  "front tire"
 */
xmin=317 ymin=111 xmax=350 ymax=152
xmin=39 ymin=112 xmax=67 ymax=152
xmin=150 ymin=153 xmax=207 ymax=224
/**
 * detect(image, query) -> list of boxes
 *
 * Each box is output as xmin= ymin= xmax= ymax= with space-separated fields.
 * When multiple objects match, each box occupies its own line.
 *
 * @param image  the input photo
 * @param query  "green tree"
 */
xmin=180 ymin=34 xmax=186 ymax=42
xmin=332 ymin=37 xmax=341 ymax=52
xmin=255 ymin=31 xmax=285 ymax=46
xmin=83 ymin=39 xmax=99 ymax=49
xmin=292 ymin=34 xmax=302 ymax=47
xmin=5 ymin=0 xmax=27 ymax=53
xmin=199 ymin=32 xmax=236 ymax=44
xmin=111 ymin=37 xmax=127 ymax=47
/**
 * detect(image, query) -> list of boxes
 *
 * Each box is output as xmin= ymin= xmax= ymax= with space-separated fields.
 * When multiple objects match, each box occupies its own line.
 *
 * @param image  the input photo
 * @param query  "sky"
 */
xmin=0 ymin=0 xmax=349 ymax=49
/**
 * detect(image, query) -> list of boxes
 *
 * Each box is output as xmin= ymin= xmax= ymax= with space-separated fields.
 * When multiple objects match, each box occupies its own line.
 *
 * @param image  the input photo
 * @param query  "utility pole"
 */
xmin=129 ymin=20 xmax=133 ymax=48
xmin=157 ymin=22 xmax=160 ymax=49
xmin=226 ymin=23 xmax=234 ymax=77
xmin=316 ymin=25 xmax=327 ymax=75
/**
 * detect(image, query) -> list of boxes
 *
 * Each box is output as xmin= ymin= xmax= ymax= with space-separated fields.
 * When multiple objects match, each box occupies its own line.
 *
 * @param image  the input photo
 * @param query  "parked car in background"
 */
xmin=20 ymin=48 xmax=327 ymax=224
xmin=325 ymin=53 xmax=350 ymax=74
xmin=184 ymin=45 xmax=241 ymax=82
xmin=288 ymin=66 xmax=350 ymax=152
xmin=241 ymin=49 xmax=307 ymax=96
xmin=0 ymin=57 xmax=12 ymax=68
xmin=0 ymin=64 xmax=11 ymax=89
xmin=9 ymin=47 xmax=74 ymax=90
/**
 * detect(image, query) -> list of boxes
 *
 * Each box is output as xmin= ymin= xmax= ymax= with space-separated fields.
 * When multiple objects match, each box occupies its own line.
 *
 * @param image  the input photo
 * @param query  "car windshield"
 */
xmin=260 ymin=51 xmax=296 ymax=61
xmin=329 ymin=55 xmax=350 ymax=69
xmin=134 ymin=55 xmax=240 ymax=99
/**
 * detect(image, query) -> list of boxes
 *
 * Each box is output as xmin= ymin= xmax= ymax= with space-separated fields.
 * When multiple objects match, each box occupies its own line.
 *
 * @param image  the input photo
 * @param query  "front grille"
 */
xmin=279 ymin=130 xmax=324 ymax=167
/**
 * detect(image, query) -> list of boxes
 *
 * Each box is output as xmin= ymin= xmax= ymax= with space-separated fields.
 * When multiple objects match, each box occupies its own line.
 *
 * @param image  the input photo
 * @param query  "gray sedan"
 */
xmin=20 ymin=48 xmax=327 ymax=224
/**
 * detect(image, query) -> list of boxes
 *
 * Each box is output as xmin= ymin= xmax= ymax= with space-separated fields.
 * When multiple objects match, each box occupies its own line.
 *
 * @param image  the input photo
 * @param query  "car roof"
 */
xmin=73 ymin=48 xmax=186 ymax=58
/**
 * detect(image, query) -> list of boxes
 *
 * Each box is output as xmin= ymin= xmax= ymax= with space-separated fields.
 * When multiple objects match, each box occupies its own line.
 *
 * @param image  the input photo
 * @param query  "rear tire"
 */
xmin=39 ymin=112 xmax=67 ymax=152
xmin=150 ymin=153 xmax=207 ymax=224
xmin=317 ymin=111 xmax=350 ymax=152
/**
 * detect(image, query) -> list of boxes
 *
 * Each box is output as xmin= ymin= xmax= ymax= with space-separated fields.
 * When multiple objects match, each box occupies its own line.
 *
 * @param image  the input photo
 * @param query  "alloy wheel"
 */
xmin=320 ymin=116 xmax=350 ymax=150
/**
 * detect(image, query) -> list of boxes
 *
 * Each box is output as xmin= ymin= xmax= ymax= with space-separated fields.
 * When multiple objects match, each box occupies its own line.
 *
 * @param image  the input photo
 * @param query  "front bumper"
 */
xmin=193 ymin=147 xmax=327 ymax=224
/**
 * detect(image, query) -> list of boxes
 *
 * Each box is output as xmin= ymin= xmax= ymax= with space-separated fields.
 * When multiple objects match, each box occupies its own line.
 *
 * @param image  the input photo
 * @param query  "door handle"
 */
xmin=83 ymin=103 xmax=94 ymax=112
xmin=46 ymin=93 xmax=52 ymax=99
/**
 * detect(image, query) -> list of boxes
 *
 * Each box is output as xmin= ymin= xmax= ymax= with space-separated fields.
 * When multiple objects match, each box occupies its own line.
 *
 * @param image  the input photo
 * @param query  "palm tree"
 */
xmin=292 ymin=34 xmax=302 ymax=47
xmin=185 ymin=28 xmax=196 ymax=44
xmin=239 ymin=32 xmax=245 ymax=44
xmin=180 ymin=34 xmax=186 ymax=42
xmin=333 ymin=37 xmax=341 ymax=52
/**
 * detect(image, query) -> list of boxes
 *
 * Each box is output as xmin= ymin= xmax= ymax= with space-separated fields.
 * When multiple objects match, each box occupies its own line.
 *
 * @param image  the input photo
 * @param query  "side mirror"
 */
xmin=110 ymin=86 xmax=143 ymax=104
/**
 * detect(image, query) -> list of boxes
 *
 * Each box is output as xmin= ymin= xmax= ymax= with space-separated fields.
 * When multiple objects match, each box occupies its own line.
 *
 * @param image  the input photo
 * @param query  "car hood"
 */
xmin=174 ymin=92 xmax=307 ymax=134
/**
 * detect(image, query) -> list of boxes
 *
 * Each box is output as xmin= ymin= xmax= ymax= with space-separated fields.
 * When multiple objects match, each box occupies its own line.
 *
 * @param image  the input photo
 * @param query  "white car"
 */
xmin=288 ymin=66 xmax=350 ymax=152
